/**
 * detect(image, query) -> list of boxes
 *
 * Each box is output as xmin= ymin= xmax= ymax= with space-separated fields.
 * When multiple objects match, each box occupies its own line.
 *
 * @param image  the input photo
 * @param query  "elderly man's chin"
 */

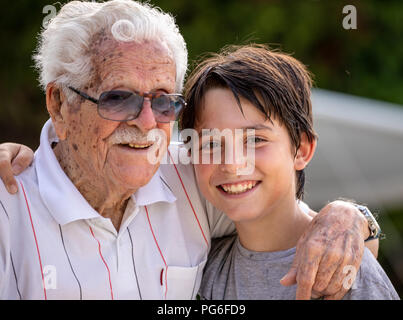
xmin=107 ymin=144 xmax=161 ymax=191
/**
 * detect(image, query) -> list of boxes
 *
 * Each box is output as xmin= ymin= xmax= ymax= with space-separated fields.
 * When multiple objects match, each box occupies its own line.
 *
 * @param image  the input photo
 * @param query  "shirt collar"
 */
xmin=134 ymin=168 xmax=177 ymax=206
xmin=35 ymin=119 xmax=176 ymax=226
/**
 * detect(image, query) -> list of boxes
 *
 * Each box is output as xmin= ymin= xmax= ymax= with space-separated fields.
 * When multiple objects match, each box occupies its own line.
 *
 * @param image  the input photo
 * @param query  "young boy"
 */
xmin=180 ymin=44 xmax=399 ymax=300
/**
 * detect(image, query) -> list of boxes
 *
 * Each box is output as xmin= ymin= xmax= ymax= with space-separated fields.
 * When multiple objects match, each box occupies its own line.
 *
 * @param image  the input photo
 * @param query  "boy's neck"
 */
xmin=235 ymin=197 xmax=313 ymax=253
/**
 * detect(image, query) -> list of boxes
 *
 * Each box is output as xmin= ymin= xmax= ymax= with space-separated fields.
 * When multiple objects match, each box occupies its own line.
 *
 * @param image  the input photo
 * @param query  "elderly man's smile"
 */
xmin=106 ymin=123 xmax=163 ymax=157
xmin=117 ymin=142 xmax=154 ymax=150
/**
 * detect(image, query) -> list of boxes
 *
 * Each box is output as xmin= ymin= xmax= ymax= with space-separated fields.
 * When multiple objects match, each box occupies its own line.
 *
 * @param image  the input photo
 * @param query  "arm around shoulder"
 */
xmin=307 ymin=200 xmax=380 ymax=258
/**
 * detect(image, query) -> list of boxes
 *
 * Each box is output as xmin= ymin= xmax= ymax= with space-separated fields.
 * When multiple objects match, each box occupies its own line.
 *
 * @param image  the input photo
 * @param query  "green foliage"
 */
xmin=154 ymin=0 xmax=403 ymax=105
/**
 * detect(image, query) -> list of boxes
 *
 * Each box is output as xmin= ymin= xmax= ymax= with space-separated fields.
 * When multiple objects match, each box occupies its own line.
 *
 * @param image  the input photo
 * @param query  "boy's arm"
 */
xmin=0 ymin=143 xmax=34 ymax=194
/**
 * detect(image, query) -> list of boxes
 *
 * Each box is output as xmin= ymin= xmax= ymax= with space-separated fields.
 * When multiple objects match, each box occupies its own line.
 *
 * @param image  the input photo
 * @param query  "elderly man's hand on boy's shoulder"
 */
xmin=281 ymin=200 xmax=369 ymax=300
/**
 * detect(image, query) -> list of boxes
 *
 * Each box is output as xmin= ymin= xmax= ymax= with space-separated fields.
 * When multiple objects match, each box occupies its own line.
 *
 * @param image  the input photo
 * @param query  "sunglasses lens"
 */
xmin=98 ymin=91 xmax=142 ymax=121
xmin=98 ymin=90 xmax=185 ymax=122
xmin=152 ymin=95 xmax=185 ymax=123
xmin=152 ymin=96 xmax=175 ymax=122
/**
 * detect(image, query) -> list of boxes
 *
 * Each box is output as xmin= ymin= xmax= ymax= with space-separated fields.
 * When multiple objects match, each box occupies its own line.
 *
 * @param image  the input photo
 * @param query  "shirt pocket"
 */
xmin=164 ymin=259 xmax=207 ymax=300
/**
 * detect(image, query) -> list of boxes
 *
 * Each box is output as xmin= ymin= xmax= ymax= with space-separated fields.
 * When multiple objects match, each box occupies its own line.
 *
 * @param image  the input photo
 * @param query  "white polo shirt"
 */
xmin=0 ymin=120 xmax=235 ymax=300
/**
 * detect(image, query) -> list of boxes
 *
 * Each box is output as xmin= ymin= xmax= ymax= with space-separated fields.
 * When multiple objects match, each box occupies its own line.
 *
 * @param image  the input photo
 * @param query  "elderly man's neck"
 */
xmin=53 ymin=142 xmax=137 ymax=231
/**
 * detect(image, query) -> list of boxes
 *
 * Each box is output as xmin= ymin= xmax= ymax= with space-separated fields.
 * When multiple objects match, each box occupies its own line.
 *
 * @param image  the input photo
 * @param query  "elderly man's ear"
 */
xmin=294 ymin=133 xmax=317 ymax=171
xmin=46 ymin=83 xmax=70 ymax=141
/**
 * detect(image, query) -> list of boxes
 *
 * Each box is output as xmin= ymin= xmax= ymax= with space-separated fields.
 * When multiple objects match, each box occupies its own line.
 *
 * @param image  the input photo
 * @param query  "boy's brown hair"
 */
xmin=180 ymin=44 xmax=317 ymax=200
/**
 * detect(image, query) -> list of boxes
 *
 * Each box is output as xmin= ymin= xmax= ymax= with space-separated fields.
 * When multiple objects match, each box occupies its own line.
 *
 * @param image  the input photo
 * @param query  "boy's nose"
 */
xmin=219 ymin=151 xmax=249 ymax=174
xmin=219 ymin=143 xmax=255 ymax=176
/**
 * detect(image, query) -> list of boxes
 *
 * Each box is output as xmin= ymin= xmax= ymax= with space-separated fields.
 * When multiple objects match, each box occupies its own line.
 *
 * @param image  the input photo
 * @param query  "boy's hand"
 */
xmin=0 ymin=143 xmax=34 ymax=194
xmin=280 ymin=200 xmax=368 ymax=300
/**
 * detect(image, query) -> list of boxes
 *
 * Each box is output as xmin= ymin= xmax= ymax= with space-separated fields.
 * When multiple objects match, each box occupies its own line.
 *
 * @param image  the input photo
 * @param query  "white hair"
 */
xmin=34 ymin=0 xmax=188 ymax=101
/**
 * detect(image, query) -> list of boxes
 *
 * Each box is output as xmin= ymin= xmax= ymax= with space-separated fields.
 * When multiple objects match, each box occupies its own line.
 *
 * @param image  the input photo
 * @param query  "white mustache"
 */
xmin=108 ymin=126 xmax=152 ymax=145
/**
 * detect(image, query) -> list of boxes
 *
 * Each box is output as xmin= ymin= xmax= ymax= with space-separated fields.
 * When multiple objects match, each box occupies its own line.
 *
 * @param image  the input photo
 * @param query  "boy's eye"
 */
xmin=200 ymin=140 xmax=221 ymax=152
xmin=246 ymin=136 xmax=266 ymax=146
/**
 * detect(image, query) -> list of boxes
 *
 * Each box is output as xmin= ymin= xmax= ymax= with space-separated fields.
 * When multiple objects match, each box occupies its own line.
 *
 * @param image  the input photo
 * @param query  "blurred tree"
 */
xmin=0 ymin=0 xmax=53 ymax=147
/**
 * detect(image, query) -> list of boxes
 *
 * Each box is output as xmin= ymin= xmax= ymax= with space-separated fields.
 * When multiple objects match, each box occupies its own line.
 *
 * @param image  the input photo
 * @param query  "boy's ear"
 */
xmin=294 ymin=133 xmax=317 ymax=171
xmin=46 ymin=83 xmax=69 ymax=141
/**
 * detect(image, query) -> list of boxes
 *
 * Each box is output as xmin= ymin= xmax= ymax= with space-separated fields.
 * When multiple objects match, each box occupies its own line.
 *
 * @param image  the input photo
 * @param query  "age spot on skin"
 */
xmin=69 ymin=103 xmax=81 ymax=114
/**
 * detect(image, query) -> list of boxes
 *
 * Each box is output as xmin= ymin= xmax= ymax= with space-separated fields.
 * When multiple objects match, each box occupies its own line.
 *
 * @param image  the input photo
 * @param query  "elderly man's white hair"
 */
xmin=34 ymin=0 xmax=187 ymax=102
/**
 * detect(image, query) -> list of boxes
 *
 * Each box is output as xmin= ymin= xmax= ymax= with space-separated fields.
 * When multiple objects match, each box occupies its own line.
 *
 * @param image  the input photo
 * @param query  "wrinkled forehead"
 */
xmin=86 ymin=32 xmax=176 ymax=92
xmin=90 ymin=28 xmax=174 ymax=58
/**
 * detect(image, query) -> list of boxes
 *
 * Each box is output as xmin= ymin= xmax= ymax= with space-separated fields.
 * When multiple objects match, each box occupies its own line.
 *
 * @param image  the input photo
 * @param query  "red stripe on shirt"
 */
xmin=167 ymin=150 xmax=209 ymax=247
xmin=89 ymin=226 xmax=114 ymax=300
xmin=145 ymin=205 xmax=168 ymax=299
xmin=20 ymin=181 xmax=47 ymax=300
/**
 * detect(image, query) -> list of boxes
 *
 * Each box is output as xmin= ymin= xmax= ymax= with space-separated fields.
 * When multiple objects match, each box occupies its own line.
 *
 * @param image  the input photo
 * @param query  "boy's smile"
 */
xmin=217 ymin=180 xmax=260 ymax=196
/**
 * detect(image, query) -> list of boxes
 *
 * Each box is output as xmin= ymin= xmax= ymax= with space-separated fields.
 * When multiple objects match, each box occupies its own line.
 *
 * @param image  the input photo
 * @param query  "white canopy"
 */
xmin=305 ymin=89 xmax=403 ymax=210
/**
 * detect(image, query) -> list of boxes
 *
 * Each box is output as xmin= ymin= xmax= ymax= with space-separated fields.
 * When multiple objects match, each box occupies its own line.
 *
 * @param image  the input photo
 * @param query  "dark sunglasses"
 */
xmin=68 ymin=86 xmax=186 ymax=123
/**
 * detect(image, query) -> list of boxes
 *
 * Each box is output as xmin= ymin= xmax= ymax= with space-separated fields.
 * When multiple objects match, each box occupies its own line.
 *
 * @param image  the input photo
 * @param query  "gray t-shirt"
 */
xmin=199 ymin=235 xmax=400 ymax=300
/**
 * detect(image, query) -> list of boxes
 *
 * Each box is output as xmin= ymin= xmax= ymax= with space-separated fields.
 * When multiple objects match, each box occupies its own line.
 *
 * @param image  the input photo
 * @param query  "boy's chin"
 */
xmin=221 ymin=205 xmax=264 ymax=223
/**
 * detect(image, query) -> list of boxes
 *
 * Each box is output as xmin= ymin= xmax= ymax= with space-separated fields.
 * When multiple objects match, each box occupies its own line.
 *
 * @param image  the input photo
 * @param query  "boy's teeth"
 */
xmin=221 ymin=181 xmax=257 ymax=194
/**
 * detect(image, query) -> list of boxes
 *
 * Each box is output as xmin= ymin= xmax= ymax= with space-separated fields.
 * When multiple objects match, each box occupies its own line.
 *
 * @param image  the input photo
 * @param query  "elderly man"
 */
xmin=0 ymin=0 xmax=380 ymax=300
